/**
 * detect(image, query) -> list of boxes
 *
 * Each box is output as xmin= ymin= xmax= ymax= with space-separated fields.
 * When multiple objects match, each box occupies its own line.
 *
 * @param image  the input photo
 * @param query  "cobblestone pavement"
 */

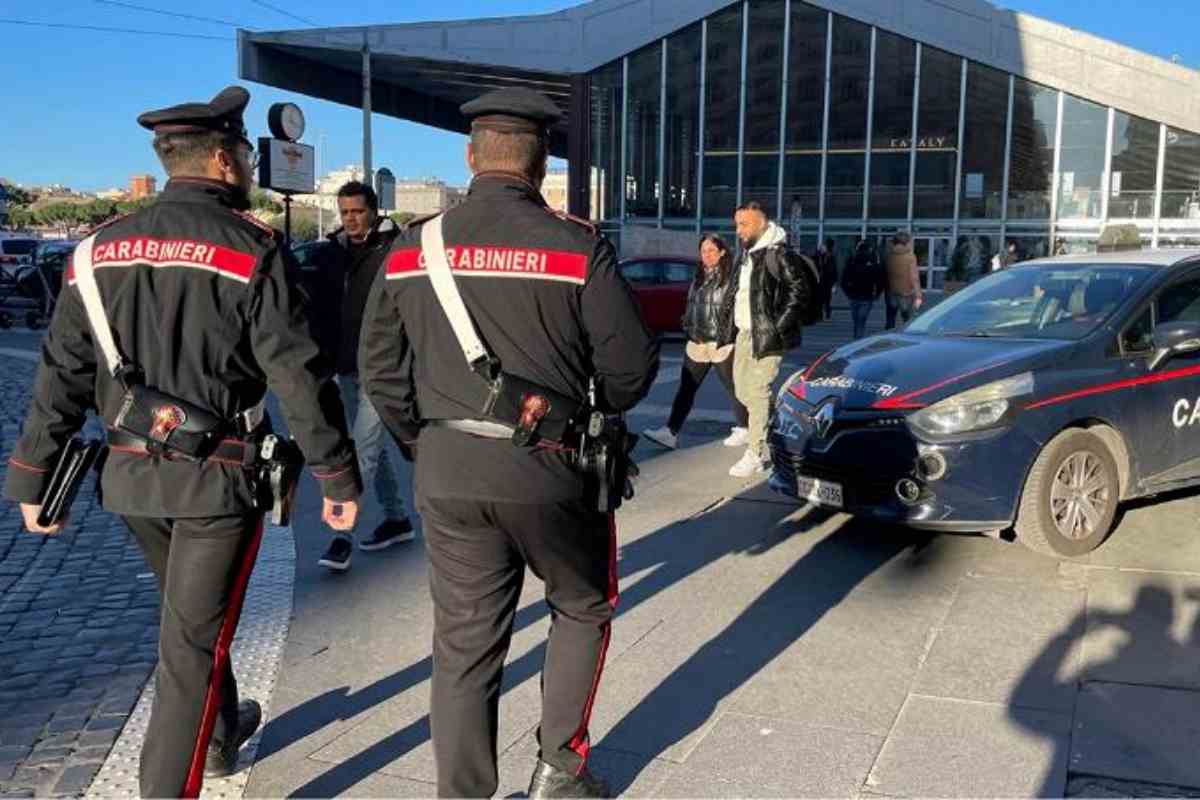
xmin=0 ymin=353 xmax=160 ymax=798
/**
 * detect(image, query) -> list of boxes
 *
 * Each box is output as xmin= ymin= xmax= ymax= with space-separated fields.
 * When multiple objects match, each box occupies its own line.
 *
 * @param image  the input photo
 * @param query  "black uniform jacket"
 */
xmin=3 ymin=178 xmax=361 ymax=517
xmin=359 ymin=172 xmax=659 ymax=503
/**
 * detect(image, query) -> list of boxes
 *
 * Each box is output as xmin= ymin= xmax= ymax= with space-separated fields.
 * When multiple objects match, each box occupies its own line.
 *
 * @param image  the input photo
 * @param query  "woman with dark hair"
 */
xmin=644 ymin=234 xmax=749 ymax=450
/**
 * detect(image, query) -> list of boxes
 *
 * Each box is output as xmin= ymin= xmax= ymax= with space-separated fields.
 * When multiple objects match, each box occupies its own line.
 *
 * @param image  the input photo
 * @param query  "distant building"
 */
xmin=392 ymin=178 xmax=465 ymax=215
xmin=296 ymin=168 xmax=466 ymax=216
xmin=97 ymin=188 xmax=128 ymax=201
xmin=129 ymin=175 xmax=157 ymax=199
xmin=541 ymin=169 xmax=600 ymax=215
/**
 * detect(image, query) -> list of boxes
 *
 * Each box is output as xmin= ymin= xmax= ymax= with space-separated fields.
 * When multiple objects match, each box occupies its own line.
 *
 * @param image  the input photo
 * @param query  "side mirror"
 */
xmin=1149 ymin=322 xmax=1200 ymax=370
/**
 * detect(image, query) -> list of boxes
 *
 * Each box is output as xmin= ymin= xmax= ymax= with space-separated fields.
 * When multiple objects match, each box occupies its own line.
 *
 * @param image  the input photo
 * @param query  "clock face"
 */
xmin=281 ymin=104 xmax=305 ymax=140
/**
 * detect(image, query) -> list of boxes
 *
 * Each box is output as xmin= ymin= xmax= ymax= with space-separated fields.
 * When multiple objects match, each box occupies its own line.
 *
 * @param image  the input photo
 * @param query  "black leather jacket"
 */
xmin=682 ymin=267 xmax=735 ymax=346
xmin=730 ymin=241 xmax=814 ymax=358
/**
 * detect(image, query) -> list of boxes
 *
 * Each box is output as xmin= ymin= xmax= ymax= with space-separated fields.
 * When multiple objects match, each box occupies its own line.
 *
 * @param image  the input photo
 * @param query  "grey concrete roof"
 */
xmin=238 ymin=0 xmax=1200 ymax=135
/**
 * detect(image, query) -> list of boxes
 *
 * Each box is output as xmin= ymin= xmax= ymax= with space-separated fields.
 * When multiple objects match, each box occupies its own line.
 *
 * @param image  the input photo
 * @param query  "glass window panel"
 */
xmin=1007 ymin=78 xmax=1057 ymax=220
xmin=589 ymin=61 xmax=623 ymax=220
xmin=664 ymin=24 xmax=702 ymax=220
xmin=870 ymin=31 xmax=915 ymax=150
xmin=1109 ymin=112 xmax=1160 ymax=219
xmin=783 ymin=156 xmax=820 ymax=226
xmin=825 ymin=153 xmax=865 ymax=218
xmin=742 ymin=0 xmax=786 ymax=209
xmin=625 ymin=43 xmax=661 ymax=219
xmin=917 ymin=47 xmax=960 ymax=150
xmin=1162 ymin=127 xmax=1200 ymax=220
xmin=785 ymin=3 xmax=826 ymax=151
xmin=914 ymin=151 xmax=957 ymax=219
xmin=868 ymin=152 xmax=910 ymax=218
xmin=782 ymin=2 xmax=827 ymax=216
xmin=703 ymin=4 xmax=743 ymax=220
xmin=827 ymin=15 xmax=870 ymax=151
xmin=1057 ymin=94 xmax=1107 ymax=220
xmin=959 ymin=62 xmax=1008 ymax=219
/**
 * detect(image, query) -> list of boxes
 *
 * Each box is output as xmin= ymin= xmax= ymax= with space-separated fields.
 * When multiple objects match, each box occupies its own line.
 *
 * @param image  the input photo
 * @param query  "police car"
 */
xmin=769 ymin=249 xmax=1200 ymax=556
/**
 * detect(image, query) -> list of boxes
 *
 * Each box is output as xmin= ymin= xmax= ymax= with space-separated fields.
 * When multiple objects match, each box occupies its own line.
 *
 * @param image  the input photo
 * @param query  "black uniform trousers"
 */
xmin=122 ymin=513 xmax=259 ymax=798
xmin=418 ymin=497 xmax=617 ymax=798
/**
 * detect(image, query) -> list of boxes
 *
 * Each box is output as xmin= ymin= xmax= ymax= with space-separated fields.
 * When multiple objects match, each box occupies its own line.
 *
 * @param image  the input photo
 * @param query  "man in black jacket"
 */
xmin=728 ymin=201 xmax=816 ymax=477
xmin=306 ymin=181 xmax=415 ymax=572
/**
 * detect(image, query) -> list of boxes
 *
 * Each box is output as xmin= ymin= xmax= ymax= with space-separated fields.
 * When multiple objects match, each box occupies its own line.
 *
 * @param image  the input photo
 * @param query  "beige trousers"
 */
xmin=733 ymin=329 xmax=782 ymax=459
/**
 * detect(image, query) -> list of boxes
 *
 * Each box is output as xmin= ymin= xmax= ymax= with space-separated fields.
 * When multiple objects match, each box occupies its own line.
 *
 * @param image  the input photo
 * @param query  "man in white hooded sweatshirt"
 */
xmin=729 ymin=202 xmax=817 ymax=477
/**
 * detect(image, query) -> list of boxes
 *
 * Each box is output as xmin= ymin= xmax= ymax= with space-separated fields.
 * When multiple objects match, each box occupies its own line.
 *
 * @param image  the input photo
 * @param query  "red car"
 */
xmin=618 ymin=256 xmax=698 ymax=333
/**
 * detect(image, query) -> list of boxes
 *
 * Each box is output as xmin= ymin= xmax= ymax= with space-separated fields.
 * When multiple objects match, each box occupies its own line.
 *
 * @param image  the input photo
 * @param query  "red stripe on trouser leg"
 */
xmin=566 ymin=513 xmax=619 ymax=774
xmin=180 ymin=517 xmax=265 ymax=799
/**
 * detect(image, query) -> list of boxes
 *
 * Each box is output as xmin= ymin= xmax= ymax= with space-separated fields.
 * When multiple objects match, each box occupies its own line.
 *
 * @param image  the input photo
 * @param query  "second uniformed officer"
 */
xmin=360 ymin=88 xmax=658 ymax=798
xmin=3 ymin=87 xmax=363 ymax=797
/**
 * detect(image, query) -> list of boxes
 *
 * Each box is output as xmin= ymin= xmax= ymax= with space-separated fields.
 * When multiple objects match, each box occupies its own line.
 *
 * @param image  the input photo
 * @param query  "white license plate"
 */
xmin=795 ymin=475 xmax=844 ymax=509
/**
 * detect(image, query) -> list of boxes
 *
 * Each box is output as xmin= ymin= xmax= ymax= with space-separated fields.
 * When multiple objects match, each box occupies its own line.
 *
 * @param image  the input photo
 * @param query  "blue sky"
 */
xmin=1 ymin=0 xmax=1197 ymax=193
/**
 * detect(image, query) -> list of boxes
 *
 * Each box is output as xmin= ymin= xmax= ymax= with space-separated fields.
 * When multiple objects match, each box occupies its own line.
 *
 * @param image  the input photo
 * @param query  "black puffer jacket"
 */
xmin=730 ymin=223 xmax=817 ymax=358
xmin=682 ymin=266 xmax=736 ymax=346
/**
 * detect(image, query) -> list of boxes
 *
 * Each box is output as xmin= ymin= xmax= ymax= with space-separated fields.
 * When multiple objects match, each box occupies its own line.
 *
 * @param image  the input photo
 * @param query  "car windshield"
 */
xmin=906 ymin=263 xmax=1153 ymax=340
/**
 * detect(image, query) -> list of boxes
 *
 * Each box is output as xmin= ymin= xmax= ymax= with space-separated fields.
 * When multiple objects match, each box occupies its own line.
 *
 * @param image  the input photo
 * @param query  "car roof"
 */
xmin=1018 ymin=248 xmax=1200 ymax=269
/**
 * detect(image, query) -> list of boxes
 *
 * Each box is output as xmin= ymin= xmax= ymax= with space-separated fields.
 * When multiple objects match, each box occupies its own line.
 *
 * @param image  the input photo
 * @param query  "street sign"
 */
xmin=258 ymin=137 xmax=315 ymax=195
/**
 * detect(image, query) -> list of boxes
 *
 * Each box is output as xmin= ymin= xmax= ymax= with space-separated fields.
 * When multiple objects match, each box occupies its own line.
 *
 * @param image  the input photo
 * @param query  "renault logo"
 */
xmin=812 ymin=402 xmax=836 ymax=438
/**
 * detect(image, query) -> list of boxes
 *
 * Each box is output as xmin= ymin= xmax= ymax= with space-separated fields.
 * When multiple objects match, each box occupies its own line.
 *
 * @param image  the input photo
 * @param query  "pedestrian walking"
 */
xmin=643 ymin=233 xmax=749 ymax=450
xmin=816 ymin=238 xmax=838 ymax=321
xmin=3 ymin=86 xmax=361 ymax=798
xmin=359 ymin=87 xmax=658 ymax=798
xmin=841 ymin=239 xmax=885 ymax=339
xmin=727 ymin=201 xmax=818 ymax=478
xmin=884 ymin=232 xmax=924 ymax=329
xmin=301 ymin=180 xmax=415 ymax=572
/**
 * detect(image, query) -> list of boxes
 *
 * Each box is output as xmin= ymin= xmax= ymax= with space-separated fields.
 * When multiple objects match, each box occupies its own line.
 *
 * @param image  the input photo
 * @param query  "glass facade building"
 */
xmin=588 ymin=0 xmax=1200 ymax=287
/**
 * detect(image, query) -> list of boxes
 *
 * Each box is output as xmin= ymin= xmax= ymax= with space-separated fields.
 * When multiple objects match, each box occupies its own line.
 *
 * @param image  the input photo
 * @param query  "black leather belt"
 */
xmin=107 ymin=430 xmax=258 ymax=468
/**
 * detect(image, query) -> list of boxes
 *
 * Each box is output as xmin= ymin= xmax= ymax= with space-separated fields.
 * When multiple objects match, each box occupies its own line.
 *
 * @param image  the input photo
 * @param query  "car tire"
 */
xmin=1015 ymin=428 xmax=1120 ymax=557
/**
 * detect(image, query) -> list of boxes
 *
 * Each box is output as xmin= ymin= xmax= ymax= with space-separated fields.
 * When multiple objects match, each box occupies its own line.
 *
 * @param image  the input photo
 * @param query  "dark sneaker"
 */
xmin=527 ymin=759 xmax=610 ymax=799
xmin=359 ymin=517 xmax=415 ymax=551
xmin=204 ymin=699 xmax=262 ymax=778
xmin=318 ymin=536 xmax=353 ymax=571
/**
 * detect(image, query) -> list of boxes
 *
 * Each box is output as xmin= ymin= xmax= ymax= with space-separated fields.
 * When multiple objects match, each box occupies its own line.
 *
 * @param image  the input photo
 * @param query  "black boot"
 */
xmin=527 ymin=759 xmax=610 ymax=799
xmin=204 ymin=699 xmax=262 ymax=778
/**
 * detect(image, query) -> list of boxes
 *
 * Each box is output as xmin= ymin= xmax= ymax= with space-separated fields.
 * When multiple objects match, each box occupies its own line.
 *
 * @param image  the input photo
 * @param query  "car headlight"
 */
xmin=908 ymin=372 xmax=1034 ymax=436
xmin=776 ymin=367 xmax=808 ymax=405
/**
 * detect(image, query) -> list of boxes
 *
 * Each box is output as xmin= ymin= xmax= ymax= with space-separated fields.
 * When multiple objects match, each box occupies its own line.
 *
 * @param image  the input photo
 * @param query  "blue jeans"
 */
xmin=850 ymin=300 xmax=874 ymax=339
xmin=339 ymin=375 xmax=407 ymax=532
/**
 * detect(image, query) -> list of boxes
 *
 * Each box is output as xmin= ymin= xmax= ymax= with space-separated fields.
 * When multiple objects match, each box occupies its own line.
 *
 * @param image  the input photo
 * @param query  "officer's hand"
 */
xmin=20 ymin=503 xmax=65 ymax=535
xmin=322 ymin=498 xmax=358 ymax=531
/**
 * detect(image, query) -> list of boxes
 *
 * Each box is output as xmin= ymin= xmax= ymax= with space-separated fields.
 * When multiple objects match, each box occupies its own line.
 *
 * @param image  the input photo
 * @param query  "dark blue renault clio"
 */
xmin=768 ymin=249 xmax=1200 ymax=556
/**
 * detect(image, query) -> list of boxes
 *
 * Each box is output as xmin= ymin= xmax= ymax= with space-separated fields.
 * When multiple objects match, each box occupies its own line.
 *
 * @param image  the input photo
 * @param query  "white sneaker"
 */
xmin=729 ymin=449 xmax=769 ymax=478
xmin=643 ymin=426 xmax=678 ymax=450
xmin=723 ymin=426 xmax=749 ymax=448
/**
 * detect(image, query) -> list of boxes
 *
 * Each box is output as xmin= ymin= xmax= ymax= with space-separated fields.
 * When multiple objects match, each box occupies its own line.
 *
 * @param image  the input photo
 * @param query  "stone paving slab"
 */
xmin=1079 ymin=569 xmax=1200 ymax=690
xmin=1072 ymin=681 xmax=1200 ymax=790
xmin=0 ymin=352 xmax=160 ymax=798
xmin=865 ymin=695 xmax=1072 ymax=798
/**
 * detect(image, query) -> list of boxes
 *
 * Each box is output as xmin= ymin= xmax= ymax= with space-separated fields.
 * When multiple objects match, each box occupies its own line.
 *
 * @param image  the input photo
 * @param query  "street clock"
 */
xmin=267 ymin=102 xmax=306 ymax=142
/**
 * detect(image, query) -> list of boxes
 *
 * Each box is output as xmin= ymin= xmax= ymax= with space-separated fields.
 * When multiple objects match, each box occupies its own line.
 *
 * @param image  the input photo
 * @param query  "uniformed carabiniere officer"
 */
xmin=3 ymin=86 xmax=363 ymax=798
xmin=360 ymin=87 xmax=659 ymax=798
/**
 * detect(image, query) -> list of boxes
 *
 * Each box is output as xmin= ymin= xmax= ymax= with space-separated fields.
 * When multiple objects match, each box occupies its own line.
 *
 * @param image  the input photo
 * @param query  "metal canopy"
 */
xmin=238 ymin=37 xmax=574 ymax=156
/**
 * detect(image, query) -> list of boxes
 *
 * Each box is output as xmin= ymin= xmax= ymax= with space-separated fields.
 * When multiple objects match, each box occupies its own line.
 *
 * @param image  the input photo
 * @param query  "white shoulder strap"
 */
xmin=420 ymin=215 xmax=491 ymax=367
xmin=71 ymin=234 xmax=125 ymax=378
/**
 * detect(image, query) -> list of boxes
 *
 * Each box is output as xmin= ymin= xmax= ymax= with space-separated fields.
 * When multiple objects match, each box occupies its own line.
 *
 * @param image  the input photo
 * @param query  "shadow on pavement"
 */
xmin=261 ymin=483 xmax=943 ymax=797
